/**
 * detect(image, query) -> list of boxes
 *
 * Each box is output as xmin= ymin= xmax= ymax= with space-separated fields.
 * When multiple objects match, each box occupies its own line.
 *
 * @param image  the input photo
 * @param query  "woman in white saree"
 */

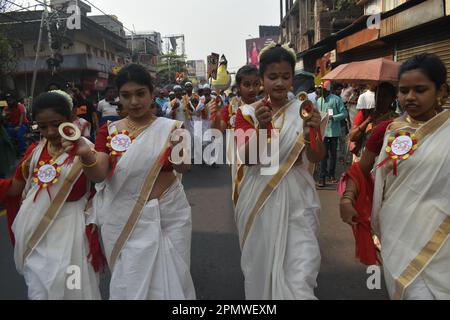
xmin=234 ymin=44 xmax=327 ymax=300
xmin=340 ymin=53 xmax=450 ymax=299
xmin=4 ymin=91 xmax=101 ymax=300
xmin=63 ymin=64 xmax=195 ymax=300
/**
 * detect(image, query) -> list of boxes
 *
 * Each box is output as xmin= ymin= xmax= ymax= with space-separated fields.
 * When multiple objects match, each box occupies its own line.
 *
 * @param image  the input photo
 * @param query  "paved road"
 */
xmin=0 ymin=164 xmax=388 ymax=300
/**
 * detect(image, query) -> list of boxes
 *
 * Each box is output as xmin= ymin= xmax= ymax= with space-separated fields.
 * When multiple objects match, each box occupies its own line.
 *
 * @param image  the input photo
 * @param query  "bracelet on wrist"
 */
xmin=81 ymin=150 xmax=98 ymax=168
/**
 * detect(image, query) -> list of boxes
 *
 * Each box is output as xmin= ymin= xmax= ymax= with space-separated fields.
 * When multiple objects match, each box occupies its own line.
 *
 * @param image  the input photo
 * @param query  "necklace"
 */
xmin=126 ymin=116 xmax=155 ymax=136
xmin=270 ymin=100 xmax=290 ymax=132
xmin=47 ymin=142 xmax=65 ymax=160
xmin=271 ymin=109 xmax=287 ymax=132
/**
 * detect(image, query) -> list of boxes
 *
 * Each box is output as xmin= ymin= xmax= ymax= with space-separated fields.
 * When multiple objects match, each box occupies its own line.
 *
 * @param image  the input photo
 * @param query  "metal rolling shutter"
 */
xmin=397 ymin=39 xmax=450 ymax=109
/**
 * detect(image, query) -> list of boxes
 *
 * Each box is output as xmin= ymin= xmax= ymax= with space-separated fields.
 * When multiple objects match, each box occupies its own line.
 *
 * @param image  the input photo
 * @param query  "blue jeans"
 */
xmin=319 ymin=137 xmax=339 ymax=179
xmin=6 ymin=124 xmax=27 ymax=155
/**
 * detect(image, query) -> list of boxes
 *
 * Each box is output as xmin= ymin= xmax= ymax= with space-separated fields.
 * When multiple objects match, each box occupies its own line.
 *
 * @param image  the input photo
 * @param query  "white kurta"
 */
xmin=372 ymin=112 xmax=450 ymax=300
xmin=12 ymin=141 xmax=100 ymax=300
xmin=94 ymin=117 xmax=196 ymax=300
xmin=235 ymin=99 xmax=322 ymax=300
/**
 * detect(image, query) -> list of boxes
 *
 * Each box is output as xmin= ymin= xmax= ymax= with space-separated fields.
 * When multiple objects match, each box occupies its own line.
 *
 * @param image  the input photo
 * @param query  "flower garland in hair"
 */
xmin=50 ymin=89 xmax=74 ymax=110
xmin=258 ymin=42 xmax=297 ymax=62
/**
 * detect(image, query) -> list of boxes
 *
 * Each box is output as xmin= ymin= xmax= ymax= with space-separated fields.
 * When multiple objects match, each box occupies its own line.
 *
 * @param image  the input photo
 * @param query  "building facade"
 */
xmin=126 ymin=32 xmax=162 ymax=79
xmin=0 ymin=0 xmax=129 ymax=97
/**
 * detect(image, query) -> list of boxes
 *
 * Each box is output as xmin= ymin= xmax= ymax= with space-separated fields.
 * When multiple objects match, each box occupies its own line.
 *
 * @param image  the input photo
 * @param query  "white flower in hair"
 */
xmin=259 ymin=42 xmax=297 ymax=62
xmin=50 ymin=89 xmax=74 ymax=110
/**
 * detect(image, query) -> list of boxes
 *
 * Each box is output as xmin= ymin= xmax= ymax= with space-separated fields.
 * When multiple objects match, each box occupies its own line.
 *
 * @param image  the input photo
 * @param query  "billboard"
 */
xmin=246 ymin=36 xmax=280 ymax=67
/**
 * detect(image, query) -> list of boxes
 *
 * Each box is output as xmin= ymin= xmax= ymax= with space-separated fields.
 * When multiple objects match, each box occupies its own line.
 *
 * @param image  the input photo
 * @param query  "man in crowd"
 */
xmin=3 ymin=93 xmax=28 ymax=157
xmin=315 ymin=81 xmax=348 ymax=188
xmin=71 ymin=85 xmax=98 ymax=142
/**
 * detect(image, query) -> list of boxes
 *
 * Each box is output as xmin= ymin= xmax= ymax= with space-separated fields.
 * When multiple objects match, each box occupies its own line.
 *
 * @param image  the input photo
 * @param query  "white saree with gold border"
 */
xmin=93 ymin=117 xmax=195 ymax=300
xmin=12 ymin=139 xmax=100 ymax=300
xmin=234 ymin=99 xmax=324 ymax=300
xmin=372 ymin=111 xmax=450 ymax=300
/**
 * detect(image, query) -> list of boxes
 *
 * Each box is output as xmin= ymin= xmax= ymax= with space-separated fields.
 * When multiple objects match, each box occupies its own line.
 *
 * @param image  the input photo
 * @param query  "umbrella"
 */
xmin=323 ymin=58 xmax=401 ymax=85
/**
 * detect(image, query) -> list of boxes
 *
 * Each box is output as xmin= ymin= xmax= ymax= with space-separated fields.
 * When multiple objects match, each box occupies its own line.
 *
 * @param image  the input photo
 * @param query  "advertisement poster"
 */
xmin=207 ymin=53 xmax=220 ymax=80
xmin=246 ymin=36 xmax=279 ymax=67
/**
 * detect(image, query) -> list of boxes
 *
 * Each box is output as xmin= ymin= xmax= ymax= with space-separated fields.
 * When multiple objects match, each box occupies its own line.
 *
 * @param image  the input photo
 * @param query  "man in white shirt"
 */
xmin=356 ymin=85 xmax=376 ymax=110
xmin=97 ymin=86 xmax=120 ymax=126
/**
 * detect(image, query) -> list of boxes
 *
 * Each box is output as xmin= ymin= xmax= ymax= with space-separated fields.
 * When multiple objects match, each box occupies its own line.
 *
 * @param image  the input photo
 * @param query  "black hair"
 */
xmin=236 ymin=65 xmax=259 ymax=86
xmin=45 ymin=82 xmax=61 ymax=92
xmin=103 ymin=86 xmax=115 ymax=95
xmin=399 ymin=53 xmax=447 ymax=89
xmin=116 ymin=64 xmax=154 ymax=93
xmin=73 ymin=84 xmax=83 ymax=91
xmin=259 ymin=45 xmax=296 ymax=77
xmin=378 ymin=82 xmax=397 ymax=98
xmin=32 ymin=92 xmax=72 ymax=121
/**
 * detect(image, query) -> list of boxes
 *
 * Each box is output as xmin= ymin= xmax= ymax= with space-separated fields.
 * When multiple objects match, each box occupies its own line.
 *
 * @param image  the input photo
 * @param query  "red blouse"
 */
xmin=365 ymin=120 xmax=394 ymax=154
xmin=95 ymin=124 xmax=174 ymax=172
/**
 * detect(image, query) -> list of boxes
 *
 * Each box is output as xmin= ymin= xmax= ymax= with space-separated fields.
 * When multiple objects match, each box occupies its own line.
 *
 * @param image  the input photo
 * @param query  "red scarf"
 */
xmin=345 ymin=162 xmax=379 ymax=265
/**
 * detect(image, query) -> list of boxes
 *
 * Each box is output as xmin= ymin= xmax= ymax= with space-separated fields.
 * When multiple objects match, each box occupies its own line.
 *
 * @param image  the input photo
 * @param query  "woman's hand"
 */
xmin=61 ymin=137 xmax=91 ymax=157
xmin=302 ymin=107 xmax=322 ymax=134
xmin=340 ymin=199 xmax=358 ymax=227
xmin=254 ymin=99 xmax=272 ymax=129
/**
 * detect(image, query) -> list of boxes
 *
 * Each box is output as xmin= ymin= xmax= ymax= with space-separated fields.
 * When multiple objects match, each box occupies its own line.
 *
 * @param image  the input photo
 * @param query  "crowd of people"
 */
xmin=0 ymin=44 xmax=449 ymax=300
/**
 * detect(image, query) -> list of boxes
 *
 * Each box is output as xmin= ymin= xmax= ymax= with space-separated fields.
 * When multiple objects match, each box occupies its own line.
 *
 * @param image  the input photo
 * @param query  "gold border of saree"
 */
xmin=109 ymin=121 xmax=182 ymax=269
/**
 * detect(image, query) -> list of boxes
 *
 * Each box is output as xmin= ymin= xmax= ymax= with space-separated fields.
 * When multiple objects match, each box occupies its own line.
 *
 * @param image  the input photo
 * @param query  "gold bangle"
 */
xmin=303 ymin=135 xmax=311 ymax=144
xmin=81 ymin=150 xmax=98 ymax=168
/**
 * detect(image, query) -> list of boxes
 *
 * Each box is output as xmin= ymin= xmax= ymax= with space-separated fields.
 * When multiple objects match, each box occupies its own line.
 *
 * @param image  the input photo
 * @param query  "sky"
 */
xmin=35 ymin=0 xmax=281 ymax=73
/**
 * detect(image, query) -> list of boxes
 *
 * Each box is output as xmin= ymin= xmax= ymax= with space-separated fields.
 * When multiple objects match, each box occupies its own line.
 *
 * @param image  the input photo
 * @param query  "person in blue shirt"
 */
xmin=155 ymin=89 xmax=169 ymax=110
xmin=315 ymin=81 xmax=348 ymax=187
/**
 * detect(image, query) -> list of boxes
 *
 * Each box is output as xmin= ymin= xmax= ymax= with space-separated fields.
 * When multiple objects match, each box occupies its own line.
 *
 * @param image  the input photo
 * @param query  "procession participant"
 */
xmin=155 ymin=89 xmax=169 ymax=110
xmin=193 ymin=84 xmax=215 ymax=164
xmin=210 ymin=65 xmax=260 ymax=133
xmin=209 ymin=65 xmax=260 ymax=197
xmin=340 ymin=53 xmax=450 ymax=299
xmin=348 ymin=82 xmax=398 ymax=161
xmin=162 ymin=91 xmax=175 ymax=117
xmin=166 ymin=85 xmax=194 ymax=123
xmin=234 ymin=44 xmax=327 ymax=300
xmin=1 ymin=91 xmax=103 ymax=300
xmin=64 ymin=64 xmax=195 ymax=300
xmin=184 ymin=82 xmax=194 ymax=98
xmin=97 ymin=86 xmax=120 ymax=126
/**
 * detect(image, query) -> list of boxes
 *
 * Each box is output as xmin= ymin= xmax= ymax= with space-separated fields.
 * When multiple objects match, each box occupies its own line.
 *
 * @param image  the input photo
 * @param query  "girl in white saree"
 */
xmin=63 ymin=64 xmax=195 ymax=300
xmin=5 ymin=91 xmax=102 ymax=300
xmin=340 ymin=53 xmax=450 ymax=299
xmin=234 ymin=44 xmax=327 ymax=299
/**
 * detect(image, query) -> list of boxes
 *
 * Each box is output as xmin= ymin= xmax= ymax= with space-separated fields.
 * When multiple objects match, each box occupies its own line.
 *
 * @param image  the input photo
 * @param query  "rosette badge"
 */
xmin=377 ymin=130 xmax=418 ymax=175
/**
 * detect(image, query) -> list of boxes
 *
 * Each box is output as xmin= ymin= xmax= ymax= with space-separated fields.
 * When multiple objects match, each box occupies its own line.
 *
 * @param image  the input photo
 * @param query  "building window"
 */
xmin=111 ymin=53 xmax=115 ymax=61
xmin=86 ymin=44 xmax=91 ymax=54
xmin=100 ymin=50 xmax=105 ymax=58
xmin=93 ymin=48 xmax=98 ymax=56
